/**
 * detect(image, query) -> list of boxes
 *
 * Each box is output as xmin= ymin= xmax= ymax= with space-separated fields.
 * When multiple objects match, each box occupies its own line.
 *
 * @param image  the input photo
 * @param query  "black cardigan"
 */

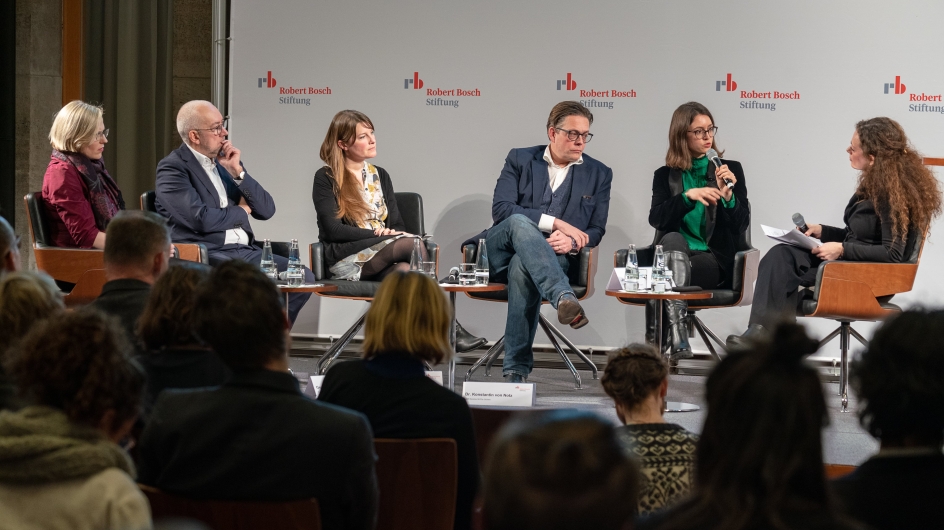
xmin=820 ymin=194 xmax=914 ymax=262
xmin=648 ymin=159 xmax=751 ymax=286
xmin=319 ymin=356 xmax=479 ymax=530
xmin=312 ymin=166 xmax=407 ymax=273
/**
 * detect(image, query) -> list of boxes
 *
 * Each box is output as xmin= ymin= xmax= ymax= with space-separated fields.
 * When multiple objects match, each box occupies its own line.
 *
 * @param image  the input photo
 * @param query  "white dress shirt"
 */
xmin=186 ymin=144 xmax=249 ymax=245
xmin=538 ymin=146 xmax=584 ymax=232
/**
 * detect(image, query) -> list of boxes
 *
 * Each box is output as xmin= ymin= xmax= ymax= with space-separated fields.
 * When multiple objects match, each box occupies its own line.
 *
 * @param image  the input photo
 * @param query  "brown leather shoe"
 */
xmin=558 ymin=298 xmax=589 ymax=329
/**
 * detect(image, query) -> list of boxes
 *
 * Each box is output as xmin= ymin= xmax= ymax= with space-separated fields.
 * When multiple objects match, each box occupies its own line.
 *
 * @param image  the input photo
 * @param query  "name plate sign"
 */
xmin=461 ymin=382 xmax=535 ymax=407
xmin=425 ymin=371 xmax=444 ymax=386
xmin=303 ymin=375 xmax=325 ymax=398
xmin=607 ymin=267 xmax=654 ymax=291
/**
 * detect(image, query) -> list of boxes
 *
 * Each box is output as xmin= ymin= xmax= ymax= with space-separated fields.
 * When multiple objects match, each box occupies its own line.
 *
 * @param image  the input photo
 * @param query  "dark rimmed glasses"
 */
xmin=554 ymin=128 xmax=594 ymax=143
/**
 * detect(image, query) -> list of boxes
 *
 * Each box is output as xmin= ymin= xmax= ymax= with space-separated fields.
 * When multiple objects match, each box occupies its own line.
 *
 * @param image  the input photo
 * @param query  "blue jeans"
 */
xmin=485 ymin=214 xmax=575 ymax=377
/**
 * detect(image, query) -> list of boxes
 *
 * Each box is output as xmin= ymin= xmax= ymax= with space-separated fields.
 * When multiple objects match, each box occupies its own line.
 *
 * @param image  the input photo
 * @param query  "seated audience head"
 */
xmin=852 ymin=117 xmax=941 ymax=240
xmin=0 ymin=271 xmax=64 ymax=355
xmin=103 ymin=210 xmax=171 ymax=283
xmin=666 ymin=101 xmax=722 ymax=169
xmin=601 ymin=343 xmax=669 ymax=424
xmin=852 ymin=309 xmax=944 ymax=448
xmin=193 ymin=260 xmax=288 ymax=370
xmin=483 ymin=410 xmax=638 ymax=530
xmin=668 ymin=323 xmax=829 ymax=529
xmin=363 ymin=271 xmax=452 ymax=365
xmin=545 ymin=101 xmax=593 ymax=166
xmin=48 ymin=100 xmax=106 ymax=160
xmin=137 ymin=263 xmax=210 ymax=351
xmin=0 ymin=216 xmax=19 ymax=274
xmin=176 ymin=99 xmax=227 ymax=158
xmin=318 ymin=109 xmax=376 ymax=223
xmin=4 ymin=309 xmax=144 ymax=440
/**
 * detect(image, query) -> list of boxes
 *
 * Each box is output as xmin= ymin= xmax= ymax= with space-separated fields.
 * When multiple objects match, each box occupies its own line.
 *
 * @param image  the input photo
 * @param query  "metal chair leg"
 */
xmin=539 ymin=318 xmax=581 ymax=389
xmin=483 ymin=339 xmax=504 ymax=377
xmin=849 ymin=327 xmax=869 ymax=347
xmin=465 ymin=336 xmax=504 ymax=381
xmin=688 ymin=313 xmax=728 ymax=361
xmin=839 ymin=322 xmax=851 ymax=413
xmin=317 ymin=313 xmax=366 ymax=375
xmin=540 ymin=315 xmax=598 ymax=379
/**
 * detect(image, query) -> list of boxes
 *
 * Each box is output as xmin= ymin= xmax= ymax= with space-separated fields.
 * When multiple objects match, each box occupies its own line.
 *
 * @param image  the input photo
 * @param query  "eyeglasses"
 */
xmin=95 ymin=129 xmax=109 ymax=141
xmin=554 ymin=128 xmax=593 ymax=143
xmin=687 ymin=126 xmax=718 ymax=140
xmin=194 ymin=118 xmax=229 ymax=136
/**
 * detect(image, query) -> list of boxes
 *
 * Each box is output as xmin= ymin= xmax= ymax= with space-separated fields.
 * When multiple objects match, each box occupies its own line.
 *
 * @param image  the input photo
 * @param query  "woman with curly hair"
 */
xmin=832 ymin=309 xmax=944 ymax=530
xmin=729 ymin=117 xmax=942 ymax=342
xmin=0 ymin=309 xmax=149 ymax=529
xmin=601 ymin=343 xmax=698 ymax=515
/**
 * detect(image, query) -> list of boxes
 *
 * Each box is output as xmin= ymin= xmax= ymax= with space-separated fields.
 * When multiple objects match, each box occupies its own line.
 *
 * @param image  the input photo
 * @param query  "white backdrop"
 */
xmin=228 ymin=0 xmax=944 ymax=356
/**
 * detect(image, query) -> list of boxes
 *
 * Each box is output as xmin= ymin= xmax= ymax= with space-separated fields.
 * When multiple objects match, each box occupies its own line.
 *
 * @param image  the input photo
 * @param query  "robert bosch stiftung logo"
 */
xmin=714 ymin=72 xmax=799 ymax=112
xmin=554 ymin=72 xmax=636 ymax=110
xmin=402 ymin=71 xmax=480 ymax=108
xmin=882 ymin=75 xmax=944 ymax=115
xmin=255 ymin=70 xmax=331 ymax=106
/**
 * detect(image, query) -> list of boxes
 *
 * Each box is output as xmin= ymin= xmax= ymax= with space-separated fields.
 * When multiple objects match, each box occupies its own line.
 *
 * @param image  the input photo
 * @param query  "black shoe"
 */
xmin=456 ymin=321 xmax=487 ymax=353
xmin=504 ymin=373 xmax=526 ymax=383
xmin=558 ymin=297 xmax=589 ymax=329
xmin=726 ymin=324 xmax=769 ymax=349
xmin=666 ymin=300 xmax=692 ymax=360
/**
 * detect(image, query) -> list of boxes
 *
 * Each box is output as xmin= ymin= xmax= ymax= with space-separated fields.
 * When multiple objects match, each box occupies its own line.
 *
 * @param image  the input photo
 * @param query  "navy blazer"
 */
xmin=155 ymin=143 xmax=276 ymax=252
xmin=486 ymin=145 xmax=613 ymax=247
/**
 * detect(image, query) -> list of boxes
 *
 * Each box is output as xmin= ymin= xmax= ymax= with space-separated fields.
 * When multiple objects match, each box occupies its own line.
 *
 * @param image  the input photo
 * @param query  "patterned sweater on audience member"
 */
xmin=617 ymin=422 xmax=699 ymax=516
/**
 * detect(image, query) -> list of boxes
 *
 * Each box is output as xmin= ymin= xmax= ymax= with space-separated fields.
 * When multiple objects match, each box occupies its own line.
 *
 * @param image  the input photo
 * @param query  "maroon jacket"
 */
xmin=42 ymin=155 xmax=101 ymax=248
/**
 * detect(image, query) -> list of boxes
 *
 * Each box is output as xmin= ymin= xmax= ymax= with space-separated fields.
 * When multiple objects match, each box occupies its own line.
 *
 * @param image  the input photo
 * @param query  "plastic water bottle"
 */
xmin=652 ymin=244 xmax=666 ymax=291
xmin=409 ymin=237 xmax=423 ymax=271
xmin=474 ymin=238 xmax=489 ymax=285
xmin=623 ymin=244 xmax=639 ymax=291
xmin=287 ymin=239 xmax=303 ymax=286
xmin=260 ymin=239 xmax=277 ymax=280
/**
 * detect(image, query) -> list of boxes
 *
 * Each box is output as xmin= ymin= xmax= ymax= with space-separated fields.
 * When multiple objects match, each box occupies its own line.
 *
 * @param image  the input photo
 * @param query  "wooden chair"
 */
xmin=139 ymin=485 xmax=322 ymax=530
xmin=824 ymin=463 xmax=857 ymax=479
xmin=373 ymin=438 xmax=458 ymax=530
xmin=140 ymin=190 xmax=210 ymax=264
xmin=308 ymin=192 xmax=437 ymax=374
xmin=24 ymin=192 xmax=104 ymax=304
xmin=461 ymin=245 xmax=599 ymax=389
xmin=63 ymin=268 xmax=108 ymax=306
xmin=614 ymin=224 xmax=759 ymax=360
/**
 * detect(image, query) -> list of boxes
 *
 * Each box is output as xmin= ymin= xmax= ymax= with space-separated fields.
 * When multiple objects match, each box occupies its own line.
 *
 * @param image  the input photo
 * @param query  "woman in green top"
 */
xmin=647 ymin=102 xmax=751 ymax=359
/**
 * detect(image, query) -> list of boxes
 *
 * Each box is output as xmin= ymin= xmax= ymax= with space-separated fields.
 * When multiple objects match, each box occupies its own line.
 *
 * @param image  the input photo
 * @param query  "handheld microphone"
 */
xmin=447 ymin=266 xmax=461 ymax=280
xmin=706 ymin=148 xmax=734 ymax=189
xmin=792 ymin=213 xmax=809 ymax=233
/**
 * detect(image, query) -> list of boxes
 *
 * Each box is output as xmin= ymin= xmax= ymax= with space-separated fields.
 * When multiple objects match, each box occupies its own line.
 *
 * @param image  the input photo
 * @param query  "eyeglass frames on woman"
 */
xmin=554 ymin=128 xmax=594 ymax=143
xmin=687 ymin=126 xmax=718 ymax=140
xmin=94 ymin=129 xmax=109 ymax=141
xmin=193 ymin=118 xmax=229 ymax=136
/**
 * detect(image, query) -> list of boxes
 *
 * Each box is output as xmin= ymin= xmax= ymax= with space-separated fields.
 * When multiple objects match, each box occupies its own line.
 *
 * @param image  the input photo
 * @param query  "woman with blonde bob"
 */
xmin=312 ymin=109 xmax=484 ymax=351
xmin=319 ymin=271 xmax=479 ymax=530
xmin=43 ymin=101 xmax=125 ymax=249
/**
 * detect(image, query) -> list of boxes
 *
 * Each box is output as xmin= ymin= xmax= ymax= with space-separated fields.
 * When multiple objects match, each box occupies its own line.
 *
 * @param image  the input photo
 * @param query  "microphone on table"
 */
xmin=440 ymin=266 xmax=461 ymax=284
xmin=792 ymin=213 xmax=809 ymax=233
xmin=706 ymin=148 xmax=734 ymax=189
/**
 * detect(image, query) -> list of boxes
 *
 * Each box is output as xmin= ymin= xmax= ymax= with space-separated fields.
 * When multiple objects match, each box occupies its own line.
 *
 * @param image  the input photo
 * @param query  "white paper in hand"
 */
xmin=762 ymin=224 xmax=822 ymax=250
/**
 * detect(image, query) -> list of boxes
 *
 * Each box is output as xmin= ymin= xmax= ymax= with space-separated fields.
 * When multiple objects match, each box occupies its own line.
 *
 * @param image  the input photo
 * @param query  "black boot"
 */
xmin=665 ymin=251 xmax=692 ymax=361
xmin=456 ymin=321 xmax=487 ymax=353
xmin=644 ymin=300 xmax=658 ymax=346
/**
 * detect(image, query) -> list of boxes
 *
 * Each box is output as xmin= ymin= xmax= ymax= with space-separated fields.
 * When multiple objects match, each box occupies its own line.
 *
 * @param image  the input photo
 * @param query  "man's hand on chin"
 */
xmin=551 ymin=219 xmax=589 ymax=249
xmin=218 ymin=139 xmax=242 ymax=177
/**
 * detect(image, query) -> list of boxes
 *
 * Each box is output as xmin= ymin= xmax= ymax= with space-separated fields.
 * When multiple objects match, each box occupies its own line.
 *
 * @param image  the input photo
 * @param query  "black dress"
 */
xmin=319 ymin=354 xmax=479 ymax=530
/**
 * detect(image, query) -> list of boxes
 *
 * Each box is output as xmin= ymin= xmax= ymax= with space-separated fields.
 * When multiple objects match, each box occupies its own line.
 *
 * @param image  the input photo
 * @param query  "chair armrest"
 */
xmin=814 ymin=260 xmax=919 ymax=300
xmin=308 ymin=243 xmax=326 ymax=280
xmin=32 ymin=247 xmax=105 ymax=284
xmin=174 ymin=243 xmax=208 ymax=264
xmin=271 ymin=241 xmax=291 ymax=259
xmin=425 ymin=241 xmax=439 ymax=276
xmin=462 ymin=243 xmax=476 ymax=264
xmin=731 ymin=249 xmax=760 ymax=307
xmin=614 ymin=245 xmax=655 ymax=268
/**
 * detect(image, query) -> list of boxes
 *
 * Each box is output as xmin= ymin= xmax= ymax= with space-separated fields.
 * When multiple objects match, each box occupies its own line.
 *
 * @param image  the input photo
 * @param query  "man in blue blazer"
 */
xmin=476 ymin=101 xmax=612 ymax=382
xmin=155 ymin=100 xmax=313 ymax=323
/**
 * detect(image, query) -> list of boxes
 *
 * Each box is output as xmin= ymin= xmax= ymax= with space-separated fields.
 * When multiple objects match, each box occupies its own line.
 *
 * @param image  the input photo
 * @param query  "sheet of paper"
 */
xmin=762 ymin=224 xmax=822 ymax=251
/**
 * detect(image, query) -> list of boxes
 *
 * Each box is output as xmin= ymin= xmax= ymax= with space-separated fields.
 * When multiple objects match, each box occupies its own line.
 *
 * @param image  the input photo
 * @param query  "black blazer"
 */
xmin=138 ymin=369 xmax=378 ymax=530
xmin=89 ymin=279 xmax=151 ymax=347
xmin=312 ymin=166 xmax=406 ymax=273
xmin=137 ymin=348 xmax=231 ymax=415
xmin=318 ymin=356 xmax=479 ymax=530
xmin=820 ymin=195 xmax=915 ymax=262
xmin=648 ymin=160 xmax=750 ymax=286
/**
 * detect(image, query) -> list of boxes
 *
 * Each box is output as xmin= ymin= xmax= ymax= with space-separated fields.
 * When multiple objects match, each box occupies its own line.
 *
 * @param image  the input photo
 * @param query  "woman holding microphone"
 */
xmin=648 ymin=102 xmax=750 ymax=360
xmin=729 ymin=117 xmax=942 ymax=344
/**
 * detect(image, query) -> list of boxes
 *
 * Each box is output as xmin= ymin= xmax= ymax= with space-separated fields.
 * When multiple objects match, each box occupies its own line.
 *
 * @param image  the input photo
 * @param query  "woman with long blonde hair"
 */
xmin=729 ymin=117 xmax=942 ymax=344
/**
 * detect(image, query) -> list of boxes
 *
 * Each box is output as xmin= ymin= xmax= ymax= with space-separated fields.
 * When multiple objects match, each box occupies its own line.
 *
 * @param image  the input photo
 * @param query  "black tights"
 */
xmin=360 ymin=236 xmax=427 ymax=281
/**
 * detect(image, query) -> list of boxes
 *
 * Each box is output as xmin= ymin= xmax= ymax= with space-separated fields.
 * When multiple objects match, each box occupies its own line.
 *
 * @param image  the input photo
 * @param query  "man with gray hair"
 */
xmin=0 ymin=216 xmax=20 ymax=276
xmin=154 ymin=100 xmax=313 ymax=324
xmin=90 ymin=210 xmax=172 ymax=343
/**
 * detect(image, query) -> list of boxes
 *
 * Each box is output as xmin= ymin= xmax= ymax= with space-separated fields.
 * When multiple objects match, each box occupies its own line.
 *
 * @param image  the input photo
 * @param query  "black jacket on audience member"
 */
xmin=89 ymin=278 xmax=151 ymax=344
xmin=832 ymin=452 xmax=944 ymax=530
xmin=138 ymin=369 xmax=378 ymax=530
xmin=319 ymin=355 xmax=479 ymax=530
xmin=136 ymin=348 xmax=230 ymax=415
